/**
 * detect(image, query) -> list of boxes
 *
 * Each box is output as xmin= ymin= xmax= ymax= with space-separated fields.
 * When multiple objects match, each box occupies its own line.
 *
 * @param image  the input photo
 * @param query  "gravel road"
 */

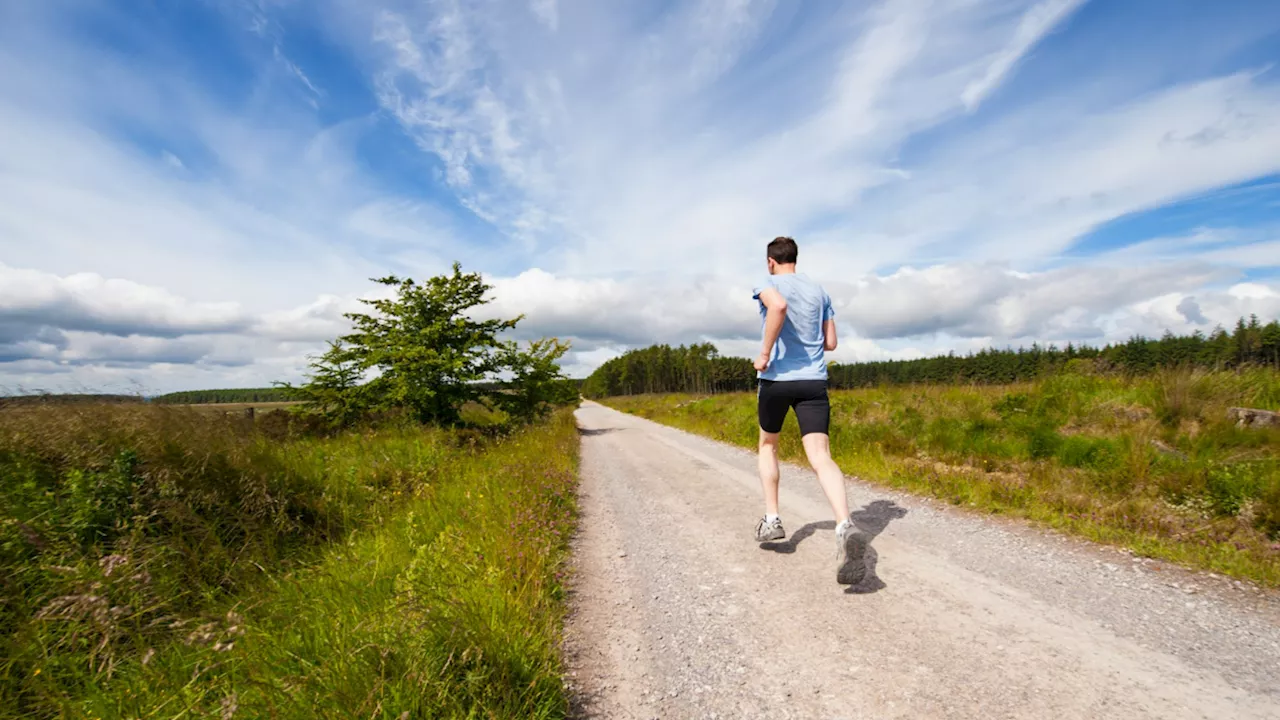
xmin=561 ymin=401 xmax=1280 ymax=720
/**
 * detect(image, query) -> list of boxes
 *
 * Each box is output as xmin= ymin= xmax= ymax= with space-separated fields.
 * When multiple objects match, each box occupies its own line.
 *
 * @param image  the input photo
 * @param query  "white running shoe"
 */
xmin=754 ymin=516 xmax=785 ymax=542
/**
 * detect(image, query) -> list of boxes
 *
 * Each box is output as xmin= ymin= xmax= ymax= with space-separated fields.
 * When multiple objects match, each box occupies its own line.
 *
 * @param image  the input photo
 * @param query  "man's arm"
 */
xmin=823 ymin=319 xmax=838 ymax=351
xmin=755 ymin=287 xmax=787 ymax=371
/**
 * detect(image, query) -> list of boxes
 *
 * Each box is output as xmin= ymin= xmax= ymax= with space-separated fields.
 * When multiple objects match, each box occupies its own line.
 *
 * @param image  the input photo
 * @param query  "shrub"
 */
xmin=1057 ymin=436 xmax=1121 ymax=472
xmin=1024 ymin=424 xmax=1063 ymax=459
xmin=1204 ymin=462 xmax=1268 ymax=518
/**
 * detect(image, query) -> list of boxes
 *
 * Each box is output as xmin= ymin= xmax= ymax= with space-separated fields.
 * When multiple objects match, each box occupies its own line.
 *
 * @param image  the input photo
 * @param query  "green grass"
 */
xmin=2 ymin=403 xmax=579 ymax=718
xmin=603 ymin=368 xmax=1280 ymax=587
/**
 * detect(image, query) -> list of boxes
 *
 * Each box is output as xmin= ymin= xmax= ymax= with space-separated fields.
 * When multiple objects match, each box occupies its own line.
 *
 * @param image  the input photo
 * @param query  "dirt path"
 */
xmin=561 ymin=401 xmax=1280 ymax=720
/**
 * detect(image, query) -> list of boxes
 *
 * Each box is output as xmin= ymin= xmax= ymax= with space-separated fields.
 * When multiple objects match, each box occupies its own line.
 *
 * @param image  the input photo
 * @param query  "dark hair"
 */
xmin=767 ymin=236 xmax=798 ymax=264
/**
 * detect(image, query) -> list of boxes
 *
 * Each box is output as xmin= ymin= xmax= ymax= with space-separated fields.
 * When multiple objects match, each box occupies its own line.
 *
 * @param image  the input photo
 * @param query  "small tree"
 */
xmin=293 ymin=264 xmax=574 ymax=426
xmin=281 ymin=341 xmax=369 ymax=427
xmin=493 ymin=338 xmax=578 ymax=421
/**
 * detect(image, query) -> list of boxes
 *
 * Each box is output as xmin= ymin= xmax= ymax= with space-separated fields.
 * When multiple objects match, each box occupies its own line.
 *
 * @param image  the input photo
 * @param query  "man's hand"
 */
xmin=754 ymin=352 xmax=770 ymax=372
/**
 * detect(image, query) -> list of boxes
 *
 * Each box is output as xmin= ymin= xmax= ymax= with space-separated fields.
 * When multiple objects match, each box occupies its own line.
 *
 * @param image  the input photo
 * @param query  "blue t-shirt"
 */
xmin=752 ymin=273 xmax=834 ymax=381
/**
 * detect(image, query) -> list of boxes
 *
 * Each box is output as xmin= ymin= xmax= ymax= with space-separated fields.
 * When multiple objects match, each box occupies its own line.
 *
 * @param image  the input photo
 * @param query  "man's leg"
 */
xmin=794 ymin=382 xmax=850 ymax=524
xmin=758 ymin=429 xmax=782 ymax=516
xmin=801 ymin=433 xmax=849 ymax=524
xmin=754 ymin=380 xmax=789 ymax=545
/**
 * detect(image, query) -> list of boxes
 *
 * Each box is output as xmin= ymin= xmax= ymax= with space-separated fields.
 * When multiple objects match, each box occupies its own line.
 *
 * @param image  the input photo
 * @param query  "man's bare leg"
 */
xmin=801 ymin=433 xmax=850 ymax=524
xmin=758 ymin=429 xmax=782 ymax=517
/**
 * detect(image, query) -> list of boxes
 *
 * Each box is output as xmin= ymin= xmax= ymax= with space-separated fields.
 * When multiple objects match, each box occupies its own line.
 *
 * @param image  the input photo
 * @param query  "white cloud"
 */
xmin=0 ymin=263 xmax=249 ymax=338
xmin=884 ymin=71 xmax=1280 ymax=263
xmin=961 ymin=0 xmax=1086 ymax=111
xmin=530 ymin=0 xmax=558 ymax=32
xmin=274 ymin=45 xmax=324 ymax=97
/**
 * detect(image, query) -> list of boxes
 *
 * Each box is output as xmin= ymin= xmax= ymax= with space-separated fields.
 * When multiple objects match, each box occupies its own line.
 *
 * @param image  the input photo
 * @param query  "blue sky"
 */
xmin=2 ymin=0 xmax=1279 ymax=392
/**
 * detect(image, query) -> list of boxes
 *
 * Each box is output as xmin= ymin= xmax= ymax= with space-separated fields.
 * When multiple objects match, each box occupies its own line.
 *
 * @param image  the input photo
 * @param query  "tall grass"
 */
xmin=604 ymin=369 xmax=1280 ymax=586
xmin=2 ymin=404 xmax=578 ymax=718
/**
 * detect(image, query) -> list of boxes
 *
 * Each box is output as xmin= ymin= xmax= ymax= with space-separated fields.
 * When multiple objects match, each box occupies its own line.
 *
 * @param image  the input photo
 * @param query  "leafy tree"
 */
xmin=281 ymin=341 xmax=369 ymax=427
xmin=492 ymin=338 xmax=578 ymax=421
xmin=292 ymin=264 xmax=574 ymax=426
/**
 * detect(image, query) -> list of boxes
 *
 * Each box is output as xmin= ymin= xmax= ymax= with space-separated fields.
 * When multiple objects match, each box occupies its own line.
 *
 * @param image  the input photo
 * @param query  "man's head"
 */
xmin=766 ymin=236 xmax=798 ymax=275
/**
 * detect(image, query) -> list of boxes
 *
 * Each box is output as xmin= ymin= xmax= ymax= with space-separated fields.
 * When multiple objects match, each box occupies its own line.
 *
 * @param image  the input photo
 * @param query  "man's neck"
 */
xmin=772 ymin=264 xmax=797 ymax=275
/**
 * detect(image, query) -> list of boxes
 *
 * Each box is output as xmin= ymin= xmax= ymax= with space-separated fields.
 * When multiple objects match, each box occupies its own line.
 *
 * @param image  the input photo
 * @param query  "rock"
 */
xmin=1149 ymin=439 xmax=1188 ymax=460
xmin=1227 ymin=407 xmax=1280 ymax=429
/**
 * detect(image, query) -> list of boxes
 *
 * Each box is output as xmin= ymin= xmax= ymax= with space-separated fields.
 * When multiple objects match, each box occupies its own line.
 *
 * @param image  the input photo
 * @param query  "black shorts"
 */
xmin=757 ymin=380 xmax=830 ymax=436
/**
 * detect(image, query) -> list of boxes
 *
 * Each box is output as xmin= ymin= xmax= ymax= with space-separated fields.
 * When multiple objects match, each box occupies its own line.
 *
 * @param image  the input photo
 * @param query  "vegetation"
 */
xmin=580 ymin=343 xmax=758 ymax=397
xmin=151 ymin=388 xmax=301 ymax=405
xmin=1 ymin=402 xmax=579 ymax=718
xmin=0 ymin=262 xmax=587 ymax=717
xmin=582 ymin=316 xmax=1280 ymax=397
xmin=0 ymin=395 xmax=141 ymax=407
xmin=603 ymin=368 xmax=1280 ymax=586
xmin=285 ymin=265 xmax=578 ymax=428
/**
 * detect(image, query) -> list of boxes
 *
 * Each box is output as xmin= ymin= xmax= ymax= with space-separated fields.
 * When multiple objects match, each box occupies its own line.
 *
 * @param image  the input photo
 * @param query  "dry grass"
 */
xmin=183 ymin=401 xmax=303 ymax=412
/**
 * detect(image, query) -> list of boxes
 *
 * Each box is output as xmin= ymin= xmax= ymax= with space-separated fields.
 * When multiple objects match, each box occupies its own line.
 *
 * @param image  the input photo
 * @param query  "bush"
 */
xmin=1057 ymin=436 xmax=1121 ymax=471
xmin=1024 ymin=424 xmax=1063 ymax=459
xmin=1204 ymin=462 xmax=1269 ymax=518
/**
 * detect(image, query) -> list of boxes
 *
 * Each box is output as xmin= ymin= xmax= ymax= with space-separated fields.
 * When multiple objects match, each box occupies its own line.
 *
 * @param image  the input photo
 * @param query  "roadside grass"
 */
xmin=602 ymin=368 xmax=1280 ymax=587
xmin=2 ymin=403 xmax=578 ymax=719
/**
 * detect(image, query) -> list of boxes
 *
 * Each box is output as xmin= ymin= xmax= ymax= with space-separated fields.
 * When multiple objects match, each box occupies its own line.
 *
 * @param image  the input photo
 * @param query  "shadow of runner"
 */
xmin=756 ymin=500 xmax=907 ymax=594
xmin=844 ymin=499 xmax=908 ymax=595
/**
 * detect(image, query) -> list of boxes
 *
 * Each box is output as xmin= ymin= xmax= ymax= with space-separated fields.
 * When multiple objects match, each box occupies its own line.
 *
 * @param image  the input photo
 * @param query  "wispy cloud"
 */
xmin=961 ymin=0 xmax=1087 ymax=111
xmin=274 ymin=45 xmax=324 ymax=98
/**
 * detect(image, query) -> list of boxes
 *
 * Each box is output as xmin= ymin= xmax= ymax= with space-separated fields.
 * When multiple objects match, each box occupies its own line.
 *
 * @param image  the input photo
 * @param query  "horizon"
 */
xmin=10 ymin=317 xmax=1276 ymax=398
xmin=3 ymin=1 xmax=1280 ymax=395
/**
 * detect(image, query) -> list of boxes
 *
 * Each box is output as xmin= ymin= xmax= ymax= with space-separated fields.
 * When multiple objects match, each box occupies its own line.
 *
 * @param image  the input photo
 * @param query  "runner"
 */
xmin=751 ymin=236 xmax=864 ymax=584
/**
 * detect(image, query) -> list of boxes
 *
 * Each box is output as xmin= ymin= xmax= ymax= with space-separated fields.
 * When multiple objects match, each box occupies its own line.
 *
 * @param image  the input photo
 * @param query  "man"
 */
xmin=751 ymin=236 xmax=863 ymax=585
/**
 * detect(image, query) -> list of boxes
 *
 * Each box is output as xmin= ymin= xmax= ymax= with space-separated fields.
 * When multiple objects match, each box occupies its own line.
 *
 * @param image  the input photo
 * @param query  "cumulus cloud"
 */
xmin=478 ymin=262 xmax=1270 ymax=355
xmin=830 ymin=262 xmax=1225 ymax=339
xmin=1177 ymin=296 xmax=1208 ymax=325
xmin=478 ymin=269 xmax=755 ymax=346
xmin=0 ymin=263 xmax=249 ymax=339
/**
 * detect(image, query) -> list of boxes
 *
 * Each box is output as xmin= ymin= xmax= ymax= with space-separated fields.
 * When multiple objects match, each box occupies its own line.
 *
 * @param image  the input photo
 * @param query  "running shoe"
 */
xmin=836 ymin=519 xmax=867 ymax=585
xmin=754 ymin=516 xmax=785 ymax=542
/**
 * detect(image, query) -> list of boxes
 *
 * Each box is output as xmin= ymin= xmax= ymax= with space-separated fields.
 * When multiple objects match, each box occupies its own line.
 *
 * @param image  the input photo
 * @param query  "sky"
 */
xmin=2 ymin=0 xmax=1280 ymax=393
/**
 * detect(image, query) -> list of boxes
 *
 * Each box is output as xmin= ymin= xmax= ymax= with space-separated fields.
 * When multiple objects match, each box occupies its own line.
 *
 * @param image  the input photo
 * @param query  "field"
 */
xmin=1 ymin=403 xmax=578 ymax=719
xmin=185 ymin=401 xmax=303 ymax=412
xmin=602 ymin=368 xmax=1280 ymax=586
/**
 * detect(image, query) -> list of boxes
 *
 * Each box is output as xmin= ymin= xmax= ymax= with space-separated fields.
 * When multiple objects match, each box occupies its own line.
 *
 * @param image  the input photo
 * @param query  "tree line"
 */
xmin=581 ymin=316 xmax=1280 ymax=398
xmin=151 ymin=388 xmax=302 ymax=404
xmin=0 ymin=394 xmax=141 ymax=407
